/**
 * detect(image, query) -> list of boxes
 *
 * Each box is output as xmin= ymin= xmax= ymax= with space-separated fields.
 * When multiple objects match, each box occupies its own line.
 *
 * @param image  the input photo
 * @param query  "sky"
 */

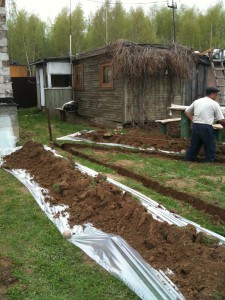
xmin=13 ymin=0 xmax=220 ymax=22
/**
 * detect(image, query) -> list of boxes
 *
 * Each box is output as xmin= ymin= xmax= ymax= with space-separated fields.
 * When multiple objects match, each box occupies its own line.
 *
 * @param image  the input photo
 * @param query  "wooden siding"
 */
xmin=74 ymin=53 xmax=185 ymax=124
xmin=45 ymin=88 xmax=73 ymax=116
xmin=74 ymin=56 xmax=124 ymax=123
xmin=185 ymin=64 xmax=208 ymax=105
xmin=184 ymin=63 xmax=225 ymax=105
xmin=10 ymin=65 xmax=28 ymax=77
xmin=125 ymin=76 xmax=185 ymax=122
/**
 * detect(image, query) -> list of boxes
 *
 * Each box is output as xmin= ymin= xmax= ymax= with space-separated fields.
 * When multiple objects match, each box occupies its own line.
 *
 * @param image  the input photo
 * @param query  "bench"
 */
xmin=155 ymin=118 xmax=181 ymax=135
xmin=212 ymin=124 xmax=223 ymax=142
xmin=56 ymin=108 xmax=76 ymax=122
xmin=56 ymin=108 xmax=66 ymax=121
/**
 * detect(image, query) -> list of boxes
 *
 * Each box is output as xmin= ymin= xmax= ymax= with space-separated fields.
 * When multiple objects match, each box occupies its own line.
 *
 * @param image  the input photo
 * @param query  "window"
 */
xmin=51 ymin=75 xmax=71 ymax=87
xmin=74 ymin=64 xmax=84 ymax=90
xmin=100 ymin=62 xmax=113 ymax=88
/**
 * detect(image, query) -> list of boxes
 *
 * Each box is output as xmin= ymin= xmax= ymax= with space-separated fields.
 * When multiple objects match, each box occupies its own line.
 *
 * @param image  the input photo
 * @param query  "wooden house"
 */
xmin=73 ymin=42 xmax=197 ymax=126
xmin=31 ymin=57 xmax=73 ymax=113
xmin=31 ymin=42 xmax=223 ymax=126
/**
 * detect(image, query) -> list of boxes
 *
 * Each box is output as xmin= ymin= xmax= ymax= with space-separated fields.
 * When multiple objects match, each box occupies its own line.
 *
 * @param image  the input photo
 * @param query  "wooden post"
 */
xmin=160 ymin=123 xmax=167 ymax=135
xmin=180 ymin=111 xmax=191 ymax=138
xmin=45 ymin=107 xmax=53 ymax=142
xmin=215 ymin=130 xmax=223 ymax=143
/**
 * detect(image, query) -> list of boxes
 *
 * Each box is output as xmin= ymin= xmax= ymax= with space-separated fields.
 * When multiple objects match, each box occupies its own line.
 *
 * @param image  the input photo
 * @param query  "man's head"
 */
xmin=206 ymin=87 xmax=220 ymax=100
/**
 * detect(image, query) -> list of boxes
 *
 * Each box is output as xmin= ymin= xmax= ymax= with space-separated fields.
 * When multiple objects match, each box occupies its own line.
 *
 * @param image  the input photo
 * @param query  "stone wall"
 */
xmin=0 ymin=1 xmax=19 ymax=144
xmin=0 ymin=4 xmax=13 ymax=98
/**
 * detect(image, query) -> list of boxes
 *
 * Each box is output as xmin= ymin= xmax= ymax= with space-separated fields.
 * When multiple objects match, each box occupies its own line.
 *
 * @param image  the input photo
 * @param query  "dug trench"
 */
xmin=76 ymin=126 xmax=225 ymax=160
xmin=58 ymin=142 xmax=225 ymax=224
xmin=2 ymin=141 xmax=225 ymax=300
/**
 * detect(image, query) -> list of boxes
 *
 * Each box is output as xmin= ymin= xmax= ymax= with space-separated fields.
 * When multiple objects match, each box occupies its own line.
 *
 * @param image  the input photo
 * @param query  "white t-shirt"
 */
xmin=185 ymin=96 xmax=224 ymax=125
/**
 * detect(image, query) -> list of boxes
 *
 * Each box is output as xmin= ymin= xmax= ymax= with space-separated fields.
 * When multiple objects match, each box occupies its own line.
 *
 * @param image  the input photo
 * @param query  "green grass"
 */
xmin=69 ymin=155 xmax=225 ymax=237
xmin=18 ymin=108 xmax=96 ymax=145
xmin=74 ymin=147 xmax=225 ymax=209
xmin=1 ymin=107 xmax=225 ymax=298
xmin=0 ymin=169 xmax=138 ymax=300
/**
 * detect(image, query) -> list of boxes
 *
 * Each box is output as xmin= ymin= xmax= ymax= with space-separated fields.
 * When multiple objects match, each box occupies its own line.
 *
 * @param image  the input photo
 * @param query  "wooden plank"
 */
xmin=155 ymin=118 xmax=181 ymax=124
xmin=212 ymin=124 xmax=223 ymax=130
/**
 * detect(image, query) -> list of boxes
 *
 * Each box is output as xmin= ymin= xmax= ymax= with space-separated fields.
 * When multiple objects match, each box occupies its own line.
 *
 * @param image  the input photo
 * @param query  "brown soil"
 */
xmin=59 ymin=143 xmax=225 ymax=224
xmin=78 ymin=124 xmax=225 ymax=162
xmin=2 ymin=141 xmax=225 ymax=300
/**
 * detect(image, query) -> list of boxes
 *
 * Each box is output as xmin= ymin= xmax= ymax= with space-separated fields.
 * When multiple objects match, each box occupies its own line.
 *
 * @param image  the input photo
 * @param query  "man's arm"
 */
xmin=184 ymin=110 xmax=193 ymax=122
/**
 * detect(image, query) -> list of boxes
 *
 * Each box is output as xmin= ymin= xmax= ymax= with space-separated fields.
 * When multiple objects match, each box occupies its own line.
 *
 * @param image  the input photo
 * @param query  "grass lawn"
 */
xmin=0 ymin=109 xmax=139 ymax=299
xmin=0 ymin=169 xmax=138 ymax=300
xmin=1 ymin=107 xmax=225 ymax=298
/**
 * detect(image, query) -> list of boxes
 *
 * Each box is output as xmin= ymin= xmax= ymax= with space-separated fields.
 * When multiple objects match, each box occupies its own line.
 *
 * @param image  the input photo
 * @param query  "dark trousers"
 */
xmin=184 ymin=123 xmax=216 ymax=162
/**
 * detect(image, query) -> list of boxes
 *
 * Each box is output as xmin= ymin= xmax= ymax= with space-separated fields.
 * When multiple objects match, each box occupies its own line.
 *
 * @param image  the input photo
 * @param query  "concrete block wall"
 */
xmin=0 ymin=3 xmax=13 ymax=99
xmin=0 ymin=1 xmax=19 ymax=144
xmin=0 ymin=105 xmax=19 ymax=142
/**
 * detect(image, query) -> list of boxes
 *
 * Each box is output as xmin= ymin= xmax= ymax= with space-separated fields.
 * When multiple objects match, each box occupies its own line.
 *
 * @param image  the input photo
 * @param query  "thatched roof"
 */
xmin=110 ymin=41 xmax=197 ymax=80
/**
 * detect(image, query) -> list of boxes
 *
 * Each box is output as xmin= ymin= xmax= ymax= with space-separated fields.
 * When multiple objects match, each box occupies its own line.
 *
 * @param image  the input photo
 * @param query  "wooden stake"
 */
xmin=45 ymin=107 xmax=53 ymax=142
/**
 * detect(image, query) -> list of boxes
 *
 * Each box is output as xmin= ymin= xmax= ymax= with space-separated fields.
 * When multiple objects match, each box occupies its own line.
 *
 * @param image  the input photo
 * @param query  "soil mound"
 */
xmin=2 ymin=141 xmax=225 ymax=300
xmin=79 ymin=127 xmax=225 ymax=161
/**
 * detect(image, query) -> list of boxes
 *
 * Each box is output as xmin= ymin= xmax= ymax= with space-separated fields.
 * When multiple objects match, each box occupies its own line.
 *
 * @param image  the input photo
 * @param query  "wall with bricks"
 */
xmin=0 ymin=1 xmax=19 ymax=143
xmin=0 ymin=4 xmax=13 ymax=98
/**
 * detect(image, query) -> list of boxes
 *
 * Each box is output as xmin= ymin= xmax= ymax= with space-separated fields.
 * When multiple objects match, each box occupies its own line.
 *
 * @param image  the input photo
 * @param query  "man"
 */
xmin=184 ymin=87 xmax=225 ymax=162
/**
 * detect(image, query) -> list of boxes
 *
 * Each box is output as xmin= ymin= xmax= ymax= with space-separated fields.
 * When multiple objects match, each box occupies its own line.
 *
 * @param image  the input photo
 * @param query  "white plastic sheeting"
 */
xmin=57 ymin=131 xmax=147 ymax=149
xmin=57 ymin=131 xmax=180 ymax=154
xmin=1 ymin=169 xmax=185 ymax=300
xmin=76 ymin=163 xmax=225 ymax=245
xmin=0 ymin=147 xmax=185 ymax=300
xmin=1 ymin=147 xmax=225 ymax=299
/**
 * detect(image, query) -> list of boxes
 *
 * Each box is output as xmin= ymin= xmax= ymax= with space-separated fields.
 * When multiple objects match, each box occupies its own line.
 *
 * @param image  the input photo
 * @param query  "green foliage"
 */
xmin=49 ymin=7 xmax=70 ymax=56
xmin=71 ymin=4 xmax=87 ymax=53
xmin=176 ymin=7 xmax=202 ymax=48
xmin=6 ymin=1 xmax=225 ymax=67
xmin=8 ymin=10 xmax=48 ymax=67
xmin=214 ymin=290 xmax=225 ymax=300
xmin=52 ymin=183 xmax=61 ymax=193
xmin=126 ymin=7 xmax=157 ymax=43
xmin=152 ymin=6 xmax=172 ymax=43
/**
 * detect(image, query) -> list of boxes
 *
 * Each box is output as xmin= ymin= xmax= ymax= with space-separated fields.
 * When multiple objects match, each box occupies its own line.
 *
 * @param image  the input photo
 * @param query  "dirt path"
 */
xmin=2 ymin=141 xmax=225 ymax=300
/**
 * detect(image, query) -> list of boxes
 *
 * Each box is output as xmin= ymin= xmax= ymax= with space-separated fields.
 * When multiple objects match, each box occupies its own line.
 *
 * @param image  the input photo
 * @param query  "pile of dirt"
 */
xmin=59 ymin=143 xmax=225 ymax=223
xmin=79 ymin=126 xmax=225 ymax=160
xmin=2 ymin=141 xmax=225 ymax=300
xmin=80 ymin=126 xmax=188 ymax=152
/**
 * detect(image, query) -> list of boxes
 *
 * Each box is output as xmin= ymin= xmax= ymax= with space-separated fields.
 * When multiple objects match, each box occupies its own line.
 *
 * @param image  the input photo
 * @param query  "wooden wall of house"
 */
xmin=125 ymin=75 xmax=185 ymax=122
xmin=185 ymin=63 xmax=208 ymax=105
xmin=74 ymin=56 xmax=124 ymax=124
xmin=45 ymin=88 xmax=73 ymax=116
xmin=185 ymin=60 xmax=225 ymax=104
xmin=74 ymin=53 xmax=186 ymax=124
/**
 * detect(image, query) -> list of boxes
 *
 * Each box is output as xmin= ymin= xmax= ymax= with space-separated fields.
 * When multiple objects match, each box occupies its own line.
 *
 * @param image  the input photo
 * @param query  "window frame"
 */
xmin=99 ymin=62 xmax=113 ymax=89
xmin=51 ymin=74 xmax=71 ymax=88
xmin=74 ymin=64 xmax=84 ymax=90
